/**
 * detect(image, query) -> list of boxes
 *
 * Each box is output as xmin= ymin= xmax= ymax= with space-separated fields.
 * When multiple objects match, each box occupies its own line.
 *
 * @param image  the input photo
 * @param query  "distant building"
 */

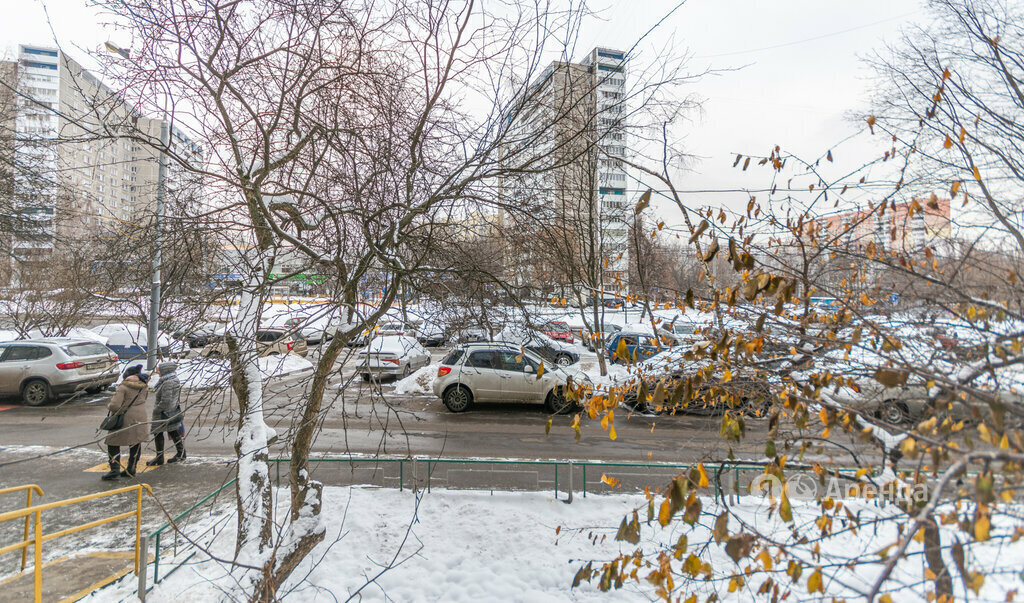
xmin=499 ymin=46 xmax=630 ymax=290
xmin=0 ymin=44 xmax=203 ymax=281
xmin=809 ymin=197 xmax=951 ymax=252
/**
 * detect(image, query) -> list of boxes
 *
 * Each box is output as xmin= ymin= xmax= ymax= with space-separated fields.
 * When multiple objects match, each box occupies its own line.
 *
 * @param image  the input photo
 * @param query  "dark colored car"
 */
xmin=605 ymin=332 xmax=669 ymax=364
xmin=621 ymin=358 xmax=774 ymax=416
xmin=172 ymin=322 xmax=225 ymax=348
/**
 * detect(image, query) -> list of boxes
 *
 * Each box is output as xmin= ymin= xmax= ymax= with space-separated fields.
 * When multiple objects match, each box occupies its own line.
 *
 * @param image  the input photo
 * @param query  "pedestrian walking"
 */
xmin=102 ymin=365 xmax=149 ymax=481
xmin=146 ymin=361 xmax=187 ymax=466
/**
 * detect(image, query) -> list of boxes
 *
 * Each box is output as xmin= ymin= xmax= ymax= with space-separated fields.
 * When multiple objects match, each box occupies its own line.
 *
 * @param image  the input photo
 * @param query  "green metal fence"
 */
xmin=141 ymin=455 xmax=864 ymax=594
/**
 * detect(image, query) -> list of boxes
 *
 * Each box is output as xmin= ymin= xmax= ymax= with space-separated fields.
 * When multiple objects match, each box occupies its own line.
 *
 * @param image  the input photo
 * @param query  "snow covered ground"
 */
xmin=89 ymin=485 xmax=1024 ymax=602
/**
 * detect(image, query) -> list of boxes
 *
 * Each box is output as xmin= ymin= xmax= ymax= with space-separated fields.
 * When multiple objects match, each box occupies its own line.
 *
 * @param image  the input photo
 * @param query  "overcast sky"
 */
xmin=2 ymin=0 xmax=924 ymax=226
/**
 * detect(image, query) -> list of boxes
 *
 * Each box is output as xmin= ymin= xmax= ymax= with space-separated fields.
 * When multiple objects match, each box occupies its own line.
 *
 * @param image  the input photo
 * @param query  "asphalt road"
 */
xmin=0 ymin=345 xmax=765 ymax=465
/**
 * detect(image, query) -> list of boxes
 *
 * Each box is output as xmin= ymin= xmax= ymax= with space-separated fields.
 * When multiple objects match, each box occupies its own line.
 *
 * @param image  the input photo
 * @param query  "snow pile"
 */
xmin=90 ymin=486 xmax=1024 ymax=602
xmin=393 ymin=363 xmax=439 ymax=395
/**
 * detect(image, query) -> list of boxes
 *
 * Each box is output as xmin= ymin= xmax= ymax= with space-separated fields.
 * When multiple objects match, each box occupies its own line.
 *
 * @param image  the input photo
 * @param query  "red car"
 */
xmin=542 ymin=321 xmax=574 ymax=344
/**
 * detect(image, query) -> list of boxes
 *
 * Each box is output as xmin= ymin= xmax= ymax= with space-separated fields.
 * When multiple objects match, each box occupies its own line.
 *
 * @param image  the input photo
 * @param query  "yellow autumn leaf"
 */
xmin=973 ymin=166 xmax=981 ymax=181
xmin=807 ymin=568 xmax=824 ymax=593
xmin=975 ymin=514 xmax=990 ymax=541
xmin=944 ymin=135 xmax=952 ymax=149
xmin=780 ymin=488 xmax=793 ymax=522
xmin=880 ymin=595 xmax=894 ymax=603
xmin=601 ymin=473 xmax=620 ymax=488
xmin=609 ymin=424 xmax=617 ymax=440
xmin=658 ymin=499 xmax=672 ymax=526
xmin=697 ymin=463 xmax=710 ymax=488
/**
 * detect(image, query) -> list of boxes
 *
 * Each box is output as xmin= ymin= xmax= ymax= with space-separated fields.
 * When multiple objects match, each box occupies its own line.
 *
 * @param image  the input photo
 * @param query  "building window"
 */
xmin=599 ymin=187 xmax=625 ymax=195
xmin=598 ymin=65 xmax=623 ymax=73
xmin=24 ymin=61 xmax=57 ymax=70
xmin=24 ymin=48 xmax=58 ymax=57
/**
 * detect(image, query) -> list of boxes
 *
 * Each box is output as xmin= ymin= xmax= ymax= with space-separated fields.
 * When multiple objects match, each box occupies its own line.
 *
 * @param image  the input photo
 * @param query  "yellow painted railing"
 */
xmin=0 ymin=484 xmax=152 ymax=603
xmin=0 ymin=485 xmax=44 ymax=571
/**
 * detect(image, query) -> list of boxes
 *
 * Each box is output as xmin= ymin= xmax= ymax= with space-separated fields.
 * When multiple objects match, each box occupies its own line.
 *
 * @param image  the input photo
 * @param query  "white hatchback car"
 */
xmin=432 ymin=343 xmax=591 ymax=414
xmin=358 ymin=335 xmax=431 ymax=381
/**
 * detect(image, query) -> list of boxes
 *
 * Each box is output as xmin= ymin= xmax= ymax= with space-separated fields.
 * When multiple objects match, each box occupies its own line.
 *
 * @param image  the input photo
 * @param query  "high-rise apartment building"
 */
xmin=499 ymin=47 xmax=629 ymax=293
xmin=0 ymin=44 xmax=202 ymax=280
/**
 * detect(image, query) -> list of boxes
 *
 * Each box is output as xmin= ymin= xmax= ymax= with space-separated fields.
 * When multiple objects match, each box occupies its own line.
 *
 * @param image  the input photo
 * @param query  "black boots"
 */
xmin=146 ymin=454 xmax=165 ymax=467
xmin=119 ymin=445 xmax=141 ymax=478
xmin=101 ymin=459 xmax=121 ymax=481
xmin=167 ymin=448 xmax=186 ymax=464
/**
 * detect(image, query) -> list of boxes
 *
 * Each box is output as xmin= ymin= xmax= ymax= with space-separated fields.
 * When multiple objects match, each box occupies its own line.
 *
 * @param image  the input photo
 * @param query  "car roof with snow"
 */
xmin=361 ymin=334 xmax=421 ymax=352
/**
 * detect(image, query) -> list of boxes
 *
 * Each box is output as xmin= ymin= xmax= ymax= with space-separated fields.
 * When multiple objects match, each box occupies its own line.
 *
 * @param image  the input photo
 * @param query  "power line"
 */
xmin=695 ymin=12 xmax=916 ymax=59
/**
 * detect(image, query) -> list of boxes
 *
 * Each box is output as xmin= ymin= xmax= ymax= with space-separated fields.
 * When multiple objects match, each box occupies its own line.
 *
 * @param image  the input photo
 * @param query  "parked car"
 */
xmin=432 ymin=343 xmax=592 ymax=414
xmin=496 ymin=326 xmax=578 ymax=366
xmin=602 ymin=297 xmax=624 ymax=309
xmin=582 ymin=324 xmax=622 ymax=352
xmin=358 ymin=335 xmax=431 ymax=381
xmin=605 ymin=331 xmax=671 ymax=364
xmin=540 ymin=321 xmax=574 ymax=344
xmin=199 ymin=327 xmax=308 ymax=358
xmin=416 ymin=323 xmax=447 ymax=347
xmin=171 ymin=322 xmax=226 ymax=348
xmin=338 ymin=323 xmax=372 ymax=346
xmin=376 ymin=321 xmax=420 ymax=338
xmin=0 ymin=339 xmax=119 ymax=405
xmin=453 ymin=327 xmax=489 ymax=343
xmin=91 ymin=323 xmax=189 ymax=360
xmin=297 ymin=317 xmax=343 ymax=345
xmin=620 ymin=352 xmax=774 ymax=416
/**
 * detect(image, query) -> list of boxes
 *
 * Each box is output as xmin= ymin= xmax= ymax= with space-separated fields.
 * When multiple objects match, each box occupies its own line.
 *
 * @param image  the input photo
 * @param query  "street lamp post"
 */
xmin=107 ymin=41 xmax=166 ymax=371
xmin=147 ymin=120 xmax=167 ymax=371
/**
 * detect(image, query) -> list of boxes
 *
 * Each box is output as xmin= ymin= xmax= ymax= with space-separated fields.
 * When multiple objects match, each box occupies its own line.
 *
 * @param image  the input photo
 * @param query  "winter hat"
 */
xmin=157 ymin=361 xmax=178 ymax=375
xmin=124 ymin=365 xmax=142 ymax=378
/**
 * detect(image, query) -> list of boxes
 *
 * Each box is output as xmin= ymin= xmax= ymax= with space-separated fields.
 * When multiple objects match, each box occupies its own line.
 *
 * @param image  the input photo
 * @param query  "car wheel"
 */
xmin=361 ymin=373 xmax=371 ymax=382
xmin=85 ymin=386 xmax=104 ymax=395
xmin=443 ymin=385 xmax=473 ymax=413
xmin=546 ymin=387 xmax=575 ymax=415
xmin=555 ymin=354 xmax=573 ymax=367
xmin=22 ymin=380 xmax=52 ymax=407
xmin=402 ymin=365 xmax=411 ymax=379
xmin=880 ymin=400 xmax=910 ymax=425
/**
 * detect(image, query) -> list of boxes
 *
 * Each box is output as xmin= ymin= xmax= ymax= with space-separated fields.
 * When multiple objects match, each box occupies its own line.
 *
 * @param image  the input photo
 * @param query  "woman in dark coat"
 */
xmin=146 ymin=361 xmax=186 ymax=465
xmin=102 ymin=365 xmax=149 ymax=480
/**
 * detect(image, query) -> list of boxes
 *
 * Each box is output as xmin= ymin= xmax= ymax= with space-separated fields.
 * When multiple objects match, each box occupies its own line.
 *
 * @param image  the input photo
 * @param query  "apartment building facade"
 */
xmin=0 ymin=44 xmax=202 ymax=282
xmin=499 ymin=46 xmax=630 ymax=294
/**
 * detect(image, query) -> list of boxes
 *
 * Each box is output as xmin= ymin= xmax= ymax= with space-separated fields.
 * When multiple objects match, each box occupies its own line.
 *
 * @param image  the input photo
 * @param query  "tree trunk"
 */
xmin=922 ymin=516 xmax=953 ymax=600
xmin=229 ymin=275 xmax=274 ymax=570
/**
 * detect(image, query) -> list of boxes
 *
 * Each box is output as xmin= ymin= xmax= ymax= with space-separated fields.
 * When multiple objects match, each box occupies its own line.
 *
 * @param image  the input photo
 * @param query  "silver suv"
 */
xmin=432 ymin=343 xmax=592 ymax=414
xmin=0 ymin=339 xmax=119 ymax=406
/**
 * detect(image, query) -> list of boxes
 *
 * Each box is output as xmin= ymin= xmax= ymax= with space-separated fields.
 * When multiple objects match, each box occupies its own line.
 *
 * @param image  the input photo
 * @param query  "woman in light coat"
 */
xmin=102 ymin=365 xmax=149 ymax=480
xmin=146 ymin=361 xmax=186 ymax=465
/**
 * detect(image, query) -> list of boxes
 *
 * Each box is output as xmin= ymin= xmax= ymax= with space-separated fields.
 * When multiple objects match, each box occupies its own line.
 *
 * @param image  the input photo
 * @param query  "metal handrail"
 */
xmin=148 ymin=478 xmax=236 ymax=586
xmin=0 ymin=485 xmax=44 ymax=571
xmin=0 ymin=483 xmax=152 ymax=603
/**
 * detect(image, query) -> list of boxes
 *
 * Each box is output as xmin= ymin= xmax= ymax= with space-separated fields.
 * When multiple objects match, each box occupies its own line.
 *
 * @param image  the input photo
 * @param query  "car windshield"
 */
xmin=64 ymin=342 xmax=111 ymax=357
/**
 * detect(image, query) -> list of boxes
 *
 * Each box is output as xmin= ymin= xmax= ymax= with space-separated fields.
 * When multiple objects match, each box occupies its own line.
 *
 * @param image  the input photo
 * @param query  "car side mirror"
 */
xmin=524 ymin=365 xmax=535 ymax=374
